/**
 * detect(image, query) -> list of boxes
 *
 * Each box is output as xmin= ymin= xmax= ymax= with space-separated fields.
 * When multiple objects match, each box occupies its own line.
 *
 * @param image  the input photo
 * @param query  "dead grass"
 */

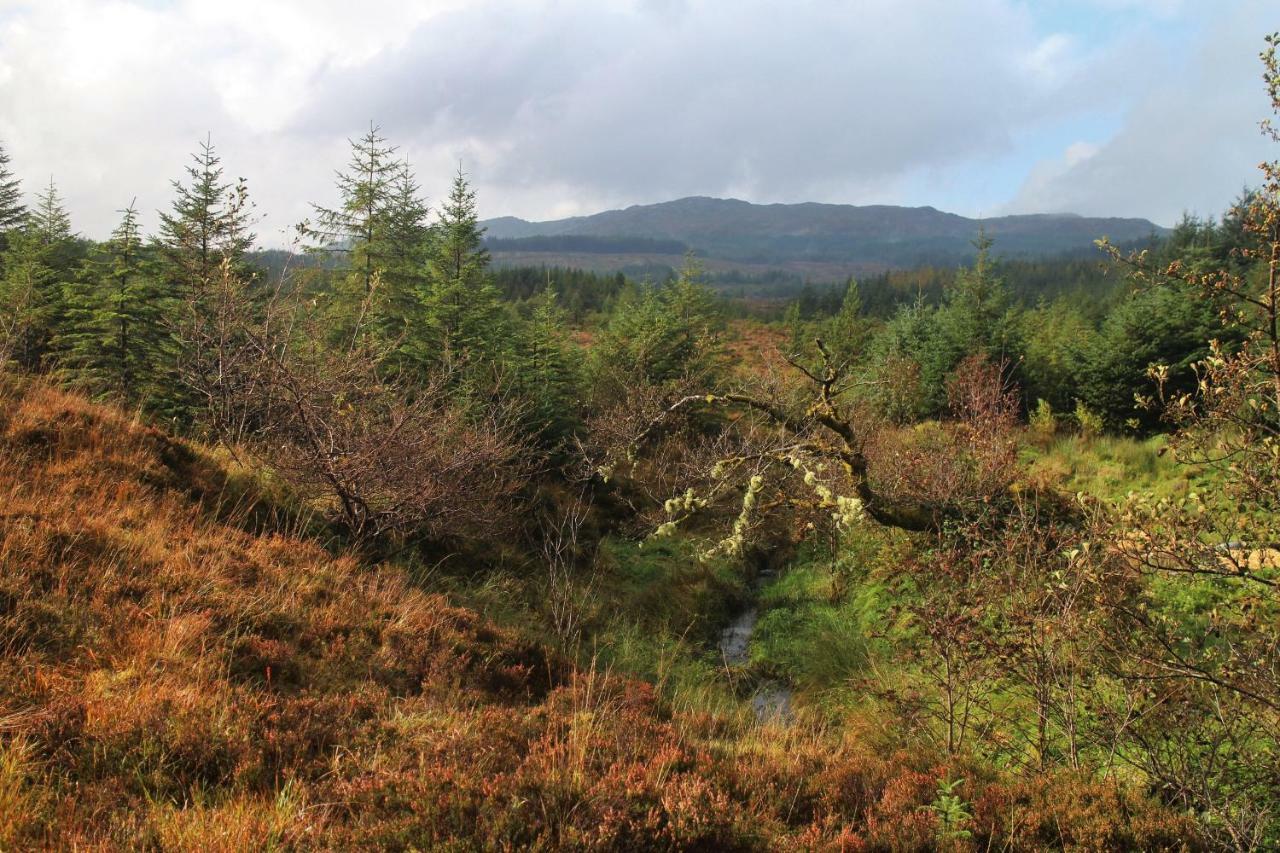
xmin=0 ymin=375 xmax=1201 ymax=850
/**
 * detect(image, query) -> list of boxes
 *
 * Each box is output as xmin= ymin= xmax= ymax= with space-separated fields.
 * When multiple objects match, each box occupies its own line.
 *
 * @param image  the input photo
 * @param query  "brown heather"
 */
xmin=0 ymin=377 xmax=1198 ymax=850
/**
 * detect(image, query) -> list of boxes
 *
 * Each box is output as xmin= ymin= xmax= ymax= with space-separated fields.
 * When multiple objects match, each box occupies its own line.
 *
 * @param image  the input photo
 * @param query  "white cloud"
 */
xmin=1081 ymin=0 xmax=1186 ymax=16
xmin=1008 ymin=0 xmax=1274 ymax=226
xmin=0 ymin=0 xmax=1270 ymax=243
xmin=1022 ymin=33 xmax=1078 ymax=86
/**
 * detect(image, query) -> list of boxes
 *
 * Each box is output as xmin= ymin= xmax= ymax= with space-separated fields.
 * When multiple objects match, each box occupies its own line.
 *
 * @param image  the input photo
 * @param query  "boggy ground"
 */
xmin=0 ymin=378 xmax=1201 ymax=850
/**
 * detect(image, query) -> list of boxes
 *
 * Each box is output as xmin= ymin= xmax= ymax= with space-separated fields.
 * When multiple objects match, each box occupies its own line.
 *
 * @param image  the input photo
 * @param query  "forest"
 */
xmin=0 ymin=29 xmax=1279 ymax=853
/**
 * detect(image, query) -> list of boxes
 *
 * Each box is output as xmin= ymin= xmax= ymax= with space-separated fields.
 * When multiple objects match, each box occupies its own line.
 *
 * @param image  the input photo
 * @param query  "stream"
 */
xmin=718 ymin=569 xmax=793 ymax=722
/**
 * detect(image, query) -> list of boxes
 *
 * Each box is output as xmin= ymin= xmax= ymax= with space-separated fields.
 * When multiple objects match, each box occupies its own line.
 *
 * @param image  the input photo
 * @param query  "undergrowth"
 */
xmin=0 ymin=378 xmax=1201 ymax=850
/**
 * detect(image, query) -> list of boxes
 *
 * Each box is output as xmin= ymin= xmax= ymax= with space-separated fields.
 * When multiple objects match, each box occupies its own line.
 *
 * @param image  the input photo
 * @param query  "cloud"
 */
xmin=0 ymin=0 xmax=1271 ymax=242
xmin=1082 ymin=0 xmax=1186 ymax=16
xmin=278 ymin=0 xmax=1134 ymax=228
xmin=1007 ymin=1 xmax=1275 ymax=226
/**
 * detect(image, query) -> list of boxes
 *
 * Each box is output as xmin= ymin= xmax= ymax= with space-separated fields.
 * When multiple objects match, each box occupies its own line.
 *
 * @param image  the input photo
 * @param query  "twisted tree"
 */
xmin=592 ymin=334 xmax=1020 ymax=558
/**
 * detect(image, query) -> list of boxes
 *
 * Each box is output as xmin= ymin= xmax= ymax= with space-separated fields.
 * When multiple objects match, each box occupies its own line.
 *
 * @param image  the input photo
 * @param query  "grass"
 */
xmin=742 ymin=528 xmax=911 ymax=705
xmin=0 ymin=735 xmax=40 ymax=848
xmin=1022 ymin=431 xmax=1220 ymax=503
xmin=0 ymin=376 xmax=1201 ymax=849
xmin=595 ymin=537 xmax=747 ymax=642
xmin=585 ymin=536 xmax=749 ymax=717
xmin=750 ymin=563 xmax=878 ymax=693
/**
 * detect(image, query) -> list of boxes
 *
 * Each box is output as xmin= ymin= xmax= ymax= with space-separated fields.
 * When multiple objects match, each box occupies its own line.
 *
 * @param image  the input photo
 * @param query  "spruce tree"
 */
xmin=157 ymin=135 xmax=255 ymax=296
xmin=380 ymin=160 xmax=432 ymax=344
xmin=589 ymin=255 xmax=723 ymax=394
xmin=59 ymin=202 xmax=169 ymax=406
xmin=156 ymin=137 xmax=255 ymax=425
xmin=866 ymin=294 xmax=935 ymax=422
xmin=942 ymin=231 xmax=1014 ymax=350
xmin=0 ymin=227 xmax=55 ymax=368
xmin=29 ymin=178 xmax=72 ymax=244
xmin=783 ymin=300 xmax=804 ymax=355
xmin=0 ymin=179 xmax=74 ymax=370
xmin=824 ymin=277 xmax=872 ymax=363
xmin=413 ymin=167 xmax=506 ymax=366
xmin=918 ymin=230 xmax=1022 ymax=412
xmin=664 ymin=252 xmax=719 ymax=329
xmin=1020 ymin=298 xmax=1097 ymax=414
xmin=307 ymin=125 xmax=401 ymax=345
xmin=514 ymin=286 xmax=581 ymax=446
xmin=0 ymin=142 xmax=25 ymax=235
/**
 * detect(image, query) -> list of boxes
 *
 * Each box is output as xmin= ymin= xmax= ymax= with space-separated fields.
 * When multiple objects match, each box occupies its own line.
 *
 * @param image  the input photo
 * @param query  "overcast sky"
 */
xmin=0 ymin=0 xmax=1274 ymax=243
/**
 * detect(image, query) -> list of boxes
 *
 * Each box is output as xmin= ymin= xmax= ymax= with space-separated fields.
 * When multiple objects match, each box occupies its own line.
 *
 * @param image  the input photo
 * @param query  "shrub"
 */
xmin=1073 ymin=399 xmax=1104 ymax=437
xmin=1029 ymin=397 xmax=1057 ymax=442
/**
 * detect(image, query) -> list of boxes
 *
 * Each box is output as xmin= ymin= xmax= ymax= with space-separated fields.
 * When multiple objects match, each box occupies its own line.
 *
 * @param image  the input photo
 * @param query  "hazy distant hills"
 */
xmin=482 ymin=196 xmax=1166 ymax=280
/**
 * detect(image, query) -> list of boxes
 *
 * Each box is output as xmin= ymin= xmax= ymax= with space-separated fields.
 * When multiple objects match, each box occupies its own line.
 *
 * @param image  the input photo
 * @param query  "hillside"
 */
xmin=482 ymin=197 xmax=1165 ymax=276
xmin=0 ymin=379 xmax=1199 ymax=850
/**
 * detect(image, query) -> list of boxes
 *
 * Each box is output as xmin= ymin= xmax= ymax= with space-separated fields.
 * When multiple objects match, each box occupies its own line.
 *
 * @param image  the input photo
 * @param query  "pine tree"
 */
xmin=413 ymin=166 xmax=506 ymax=366
xmin=0 ymin=179 xmax=74 ymax=370
xmin=0 ymin=142 xmax=25 ymax=235
xmin=58 ymin=202 xmax=169 ymax=406
xmin=157 ymin=135 xmax=255 ymax=297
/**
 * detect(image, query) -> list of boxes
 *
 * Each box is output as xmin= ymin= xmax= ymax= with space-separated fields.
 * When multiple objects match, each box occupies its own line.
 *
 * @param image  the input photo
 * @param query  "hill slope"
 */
xmin=0 ymin=379 xmax=1197 ymax=849
xmin=483 ymin=196 xmax=1165 ymax=274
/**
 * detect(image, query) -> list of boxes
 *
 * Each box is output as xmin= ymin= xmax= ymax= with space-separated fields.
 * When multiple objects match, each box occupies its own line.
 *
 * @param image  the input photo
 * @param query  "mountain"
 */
xmin=482 ymin=196 xmax=1166 ymax=278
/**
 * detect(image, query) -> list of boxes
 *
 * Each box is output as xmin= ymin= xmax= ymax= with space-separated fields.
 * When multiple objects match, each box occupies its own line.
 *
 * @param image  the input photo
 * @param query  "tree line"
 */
xmin=778 ymin=212 xmax=1244 ymax=433
xmin=0 ymin=127 xmax=730 ymax=552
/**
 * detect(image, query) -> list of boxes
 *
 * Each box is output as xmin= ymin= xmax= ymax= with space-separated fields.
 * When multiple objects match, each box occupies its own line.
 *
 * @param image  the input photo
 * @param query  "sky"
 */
xmin=0 ymin=0 xmax=1274 ymax=244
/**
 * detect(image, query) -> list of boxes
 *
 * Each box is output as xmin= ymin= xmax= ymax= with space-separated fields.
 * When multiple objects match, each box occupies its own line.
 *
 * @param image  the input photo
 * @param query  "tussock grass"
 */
xmin=1023 ymin=431 xmax=1215 ymax=503
xmin=0 ymin=735 xmax=41 ymax=848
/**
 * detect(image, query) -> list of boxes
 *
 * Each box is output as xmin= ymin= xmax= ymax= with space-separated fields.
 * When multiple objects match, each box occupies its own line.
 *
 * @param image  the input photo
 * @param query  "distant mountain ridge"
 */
xmin=481 ymin=196 xmax=1165 ymax=273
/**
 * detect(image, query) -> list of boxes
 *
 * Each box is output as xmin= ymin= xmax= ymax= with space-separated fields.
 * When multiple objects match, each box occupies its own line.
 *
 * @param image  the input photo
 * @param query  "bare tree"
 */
xmin=175 ymin=255 xmax=273 ymax=446
xmin=182 ymin=256 xmax=534 ymax=552
xmin=250 ymin=312 xmax=534 ymax=548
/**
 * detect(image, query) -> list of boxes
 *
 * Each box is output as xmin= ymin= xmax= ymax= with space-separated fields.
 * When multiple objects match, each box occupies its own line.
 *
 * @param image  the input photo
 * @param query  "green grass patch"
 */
xmin=595 ymin=536 xmax=748 ymax=644
xmin=749 ymin=544 xmax=893 ymax=695
xmin=582 ymin=535 xmax=749 ymax=713
xmin=1023 ymin=432 xmax=1220 ymax=503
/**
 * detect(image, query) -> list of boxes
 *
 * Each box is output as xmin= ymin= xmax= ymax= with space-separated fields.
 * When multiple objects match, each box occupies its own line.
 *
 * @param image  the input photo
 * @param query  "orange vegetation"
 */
xmin=724 ymin=320 xmax=791 ymax=379
xmin=0 ymin=378 xmax=1199 ymax=850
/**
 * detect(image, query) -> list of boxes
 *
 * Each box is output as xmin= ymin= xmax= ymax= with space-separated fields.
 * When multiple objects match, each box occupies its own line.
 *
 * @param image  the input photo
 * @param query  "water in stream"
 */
xmin=719 ymin=605 xmax=757 ymax=666
xmin=718 ymin=570 xmax=793 ymax=722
